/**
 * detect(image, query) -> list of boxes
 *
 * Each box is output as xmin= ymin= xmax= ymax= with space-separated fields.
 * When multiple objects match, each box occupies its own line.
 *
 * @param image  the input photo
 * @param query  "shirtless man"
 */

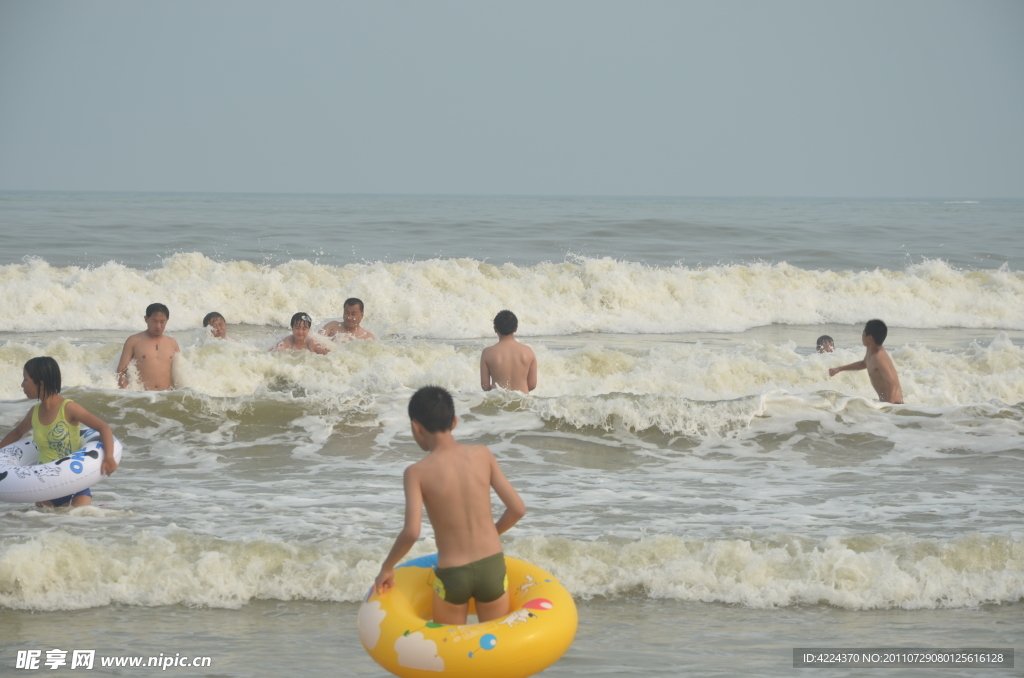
xmin=829 ymin=319 xmax=904 ymax=403
xmin=480 ymin=310 xmax=537 ymax=393
xmin=116 ymin=303 xmax=181 ymax=390
xmin=374 ymin=386 xmax=526 ymax=624
xmin=320 ymin=298 xmax=375 ymax=341
xmin=203 ymin=312 xmax=228 ymax=339
xmin=272 ymin=312 xmax=331 ymax=354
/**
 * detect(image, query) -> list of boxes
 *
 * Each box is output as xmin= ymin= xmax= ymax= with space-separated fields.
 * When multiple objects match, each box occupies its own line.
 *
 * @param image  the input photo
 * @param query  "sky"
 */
xmin=0 ymin=1 xmax=1022 ymax=197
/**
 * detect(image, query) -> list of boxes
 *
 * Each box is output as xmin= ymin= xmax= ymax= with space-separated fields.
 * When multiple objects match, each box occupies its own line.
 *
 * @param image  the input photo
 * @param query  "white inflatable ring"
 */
xmin=0 ymin=428 xmax=123 ymax=503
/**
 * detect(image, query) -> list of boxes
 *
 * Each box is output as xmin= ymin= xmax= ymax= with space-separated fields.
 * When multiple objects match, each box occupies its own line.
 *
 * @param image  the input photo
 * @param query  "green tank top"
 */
xmin=32 ymin=399 xmax=81 ymax=464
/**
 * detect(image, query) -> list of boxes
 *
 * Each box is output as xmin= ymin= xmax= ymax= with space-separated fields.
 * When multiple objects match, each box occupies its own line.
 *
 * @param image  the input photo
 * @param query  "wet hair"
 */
xmin=493 ymin=310 xmax=518 ymax=336
xmin=864 ymin=319 xmax=888 ymax=345
xmin=344 ymin=298 xmax=364 ymax=312
xmin=816 ymin=335 xmax=834 ymax=349
xmin=146 ymin=302 xmax=170 ymax=318
xmin=202 ymin=312 xmax=225 ymax=327
xmin=408 ymin=386 xmax=455 ymax=433
xmin=24 ymin=356 xmax=61 ymax=399
xmin=290 ymin=312 xmax=313 ymax=328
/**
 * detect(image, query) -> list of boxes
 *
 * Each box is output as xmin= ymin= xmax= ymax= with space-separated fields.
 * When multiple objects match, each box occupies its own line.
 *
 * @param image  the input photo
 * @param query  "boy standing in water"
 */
xmin=829 ymin=319 xmax=904 ymax=404
xmin=480 ymin=310 xmax=538 ymax=393
xmin=0 ymin=357 xmax=117 ymax=507
xmin=374 ymin=386 xmax=526 ymax=624
xmin=116 ymin=303 xmax=180 ymax=390
xmin=320 ymin=298 xmax=376 ymax=341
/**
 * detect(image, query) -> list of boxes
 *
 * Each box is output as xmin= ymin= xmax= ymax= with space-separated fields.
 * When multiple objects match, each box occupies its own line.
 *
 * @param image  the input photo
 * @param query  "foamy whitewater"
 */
xmin=1 ymin=194 xmax=1021 ymax=676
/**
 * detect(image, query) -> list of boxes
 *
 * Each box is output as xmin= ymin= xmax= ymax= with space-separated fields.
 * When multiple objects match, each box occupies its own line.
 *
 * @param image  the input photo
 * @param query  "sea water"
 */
xmin=0 ymin=193 xmax=1021 ymax=676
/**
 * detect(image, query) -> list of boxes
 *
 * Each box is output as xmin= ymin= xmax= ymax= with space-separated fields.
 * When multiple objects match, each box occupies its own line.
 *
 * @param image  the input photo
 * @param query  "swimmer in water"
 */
xmin=320 ymin=298 xmax=375 ymax=341
xmin=272 ymin=312 xmax=331 ymax=354
xmin=480 ymin=310 xmax=537 ymax=393
xmin=816 ymin=335 xmax=834 ymax=353
xmin=116 ymin=303 xmax=181 ymax=390
xmin=829 ymin=319 xmax=903 ymax=404
xmin=203 ymin=312 xmax=228 ymax=339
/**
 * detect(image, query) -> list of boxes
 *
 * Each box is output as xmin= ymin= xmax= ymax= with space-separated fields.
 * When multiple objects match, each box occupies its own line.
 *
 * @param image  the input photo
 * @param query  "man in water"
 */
xmin=203 ymin=311 xmax=228 ymax=339
xmin=374 ymin=386 xmax=526 ymax=624
xmin=320 ymin=298 xmax=375 ymax=341
xmin=273 ymin=312 xmax=331 ymax=353
xmin=480 ymin=310 xmax=537 ymax=393
xmin=829 ymin=319 xmax=903 ymax=403
xmin=116 ymin=303 xmax=181 ymax=390
xmin=816 ymin=335 xmax=834 ymax=353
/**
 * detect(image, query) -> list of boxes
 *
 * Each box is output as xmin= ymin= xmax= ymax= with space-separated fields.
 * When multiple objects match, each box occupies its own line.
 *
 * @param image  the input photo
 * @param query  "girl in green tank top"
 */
xmin=0 ymin=357 xmax=119 ymax=507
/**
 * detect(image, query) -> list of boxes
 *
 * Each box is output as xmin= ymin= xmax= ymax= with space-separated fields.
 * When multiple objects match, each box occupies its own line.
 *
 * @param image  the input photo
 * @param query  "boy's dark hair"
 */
xmin=408 ymin=386 xmax=455 ymax=433
xmin=24 ymin=356 xmax=61 ymax=399
xmin=291 ymin=312 xmax=313 ymax=328
xmin=493 ymin=310 xmax=518 ymax=336
xmin=864 ymin=319 xmax=888 ymax=345
xmin=146 ymin=303 xmax=170 ymax=318
xmin=202 ymin=312 xmax=224 ymax=327
xmin=344 ymin=298 xmax=364 ymax=312
xmin=816 ymin=335 xmax=834 ymax=349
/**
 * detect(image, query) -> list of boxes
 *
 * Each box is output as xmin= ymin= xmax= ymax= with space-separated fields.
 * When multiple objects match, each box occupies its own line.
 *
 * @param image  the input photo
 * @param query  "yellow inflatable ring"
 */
xmin=358 ymin=554 xmax=577 ymax=678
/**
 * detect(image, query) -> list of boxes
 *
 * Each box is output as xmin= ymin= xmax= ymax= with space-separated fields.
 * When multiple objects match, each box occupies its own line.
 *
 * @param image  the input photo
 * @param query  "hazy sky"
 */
xmin=1 ymin=1 xmax=1021 ymax=197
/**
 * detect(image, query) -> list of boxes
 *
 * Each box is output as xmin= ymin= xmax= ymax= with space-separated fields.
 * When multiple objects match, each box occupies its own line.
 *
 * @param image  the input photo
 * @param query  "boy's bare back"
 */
xmin=409 ymin=441 xmax=518 ymax=568
xmin=481 ymin=339 xmax=537 ymax=393
xmin=117 ymin=331 xmax=179 ymax=390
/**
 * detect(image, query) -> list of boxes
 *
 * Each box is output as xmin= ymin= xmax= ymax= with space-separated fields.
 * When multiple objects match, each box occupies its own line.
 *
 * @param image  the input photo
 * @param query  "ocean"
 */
xmin=0 ymin=192 xmax=1021 ymax=676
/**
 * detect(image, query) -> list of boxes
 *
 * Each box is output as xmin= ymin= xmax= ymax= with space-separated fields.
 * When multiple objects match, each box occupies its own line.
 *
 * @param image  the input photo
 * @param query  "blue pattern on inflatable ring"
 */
xmin=398 ymin=553 xmax=439 ymax=569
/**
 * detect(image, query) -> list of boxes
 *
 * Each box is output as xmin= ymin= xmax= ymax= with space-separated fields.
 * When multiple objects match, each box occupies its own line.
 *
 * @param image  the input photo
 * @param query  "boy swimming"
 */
xmin=320 ymin=298 xmax=375 ymax=341
xmin=272 ymin=312 xmax=331 ymax=353
xmin=203 ymin=312 xmax=228 ymax=339
xmin=480 ymin=310 xmax=538 ymax=393
xmin=116 ymin=303 xmax=181 ymax=390
xmin=0 ymin=357 xmax=117 ymax=507
xmin=374 ymin=386 xmax=526 ymax=624
xmin=829 ymin=319 xmax=904 ymax=403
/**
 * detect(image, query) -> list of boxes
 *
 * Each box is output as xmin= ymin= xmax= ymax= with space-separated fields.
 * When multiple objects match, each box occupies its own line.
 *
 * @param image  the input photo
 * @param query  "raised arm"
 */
xmin=375 ymin=466 xmax=424 ymax=593
xmin=115 ymin=336 xmax=137 ymax=388
xmin=66 ymin=402 xmax=118 ymax=476
xmin=489 ymin=452 xmax=526 ymax=535
xmin=0 ymin=410 xmax=33 ymax=449
xmin=829 ymin=361 xmax=866 ymax=377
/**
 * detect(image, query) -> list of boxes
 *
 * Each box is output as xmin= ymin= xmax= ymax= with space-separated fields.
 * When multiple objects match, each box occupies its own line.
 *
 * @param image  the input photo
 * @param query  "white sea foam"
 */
xmin=0 ymin=530 xmax=1020 ymax=611
xmin=1 ymin=334 xmax=1021 ymax=437
xmin=0 ymin=253 xmax=1021 ymax=335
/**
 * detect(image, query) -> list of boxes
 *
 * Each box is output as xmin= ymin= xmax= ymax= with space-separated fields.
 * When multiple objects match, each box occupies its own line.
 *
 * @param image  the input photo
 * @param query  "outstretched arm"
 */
xmin=829 ymin=361 xmax=866 ymax=377
xmin=66 ymin=402 xmax=118 ymax=476
xmin=0 ymin=410 xmax=33 ymax=449
xmin=375 ymin=467 xmax=423 ymax=594
xmin=490 ymin=452 xmax=526 ymax=535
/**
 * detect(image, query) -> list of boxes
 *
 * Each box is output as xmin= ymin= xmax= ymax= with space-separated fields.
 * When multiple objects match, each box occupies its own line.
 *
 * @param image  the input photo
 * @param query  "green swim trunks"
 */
xmin=432 ymin=552 xmax=508 ymax=605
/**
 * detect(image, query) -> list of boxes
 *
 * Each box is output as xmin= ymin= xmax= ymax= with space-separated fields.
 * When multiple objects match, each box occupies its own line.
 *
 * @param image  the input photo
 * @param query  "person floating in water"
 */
xmin=320 ymin=298 xmax=375 ymax=341
xmin=116 ymin=303 xmax=181 ymax=390
xmin=480 ymin=310 xmax=537 ymax=393
xmin=0 ymin=357 xmax=117 ymax=507
xmin=829 ymin=319 xmax=903 ymax=403
xmin=272 ymin=312 xmax=330 ymax=354
xmin=203 ymin=312 xmax=228 ymax=339
xmin=374 ymin=386 xmax=526 ymax=624
xmin=816 ymin=335 xmax=834 ymax=353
